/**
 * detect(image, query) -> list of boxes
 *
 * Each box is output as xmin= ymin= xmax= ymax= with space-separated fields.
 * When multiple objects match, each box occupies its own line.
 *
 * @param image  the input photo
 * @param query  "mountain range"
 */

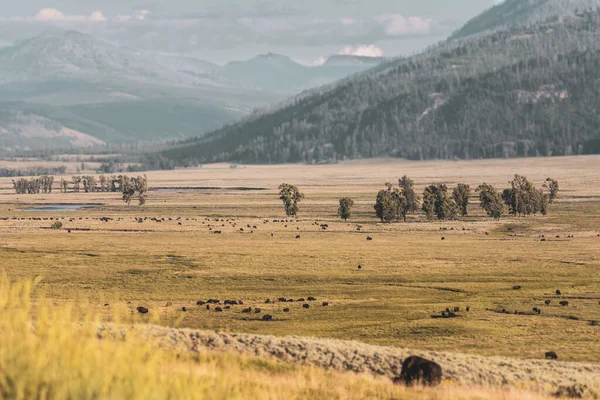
xmin=0 ymin=31 xmax=382 ymax=151
xmin=160 ymin=0 xmax=600 ymax=165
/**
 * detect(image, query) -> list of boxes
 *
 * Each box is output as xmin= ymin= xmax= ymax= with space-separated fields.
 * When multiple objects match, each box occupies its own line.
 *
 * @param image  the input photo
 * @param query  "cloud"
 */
xmin=32 ymin=8 xmax=107 ymax=22
xmin=115 ymin=10 xmax=151 ymax=22
xmin=340 ymin=17 xmax=355 ymax=25
xmin=375 ymin=14 xmax=432 ymax=36
xmin=338 ymin=44 xmax=384 ymax=57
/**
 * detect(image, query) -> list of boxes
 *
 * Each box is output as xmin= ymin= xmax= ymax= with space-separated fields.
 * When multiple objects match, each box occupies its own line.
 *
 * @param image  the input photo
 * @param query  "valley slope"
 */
xmin=160 ymin=7 xmax=600 ymax=165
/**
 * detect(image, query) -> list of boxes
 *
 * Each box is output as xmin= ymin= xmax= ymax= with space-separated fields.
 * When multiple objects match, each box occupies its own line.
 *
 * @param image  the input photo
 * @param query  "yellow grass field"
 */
xmin=0 ymin=156 xmax=599 ymax=398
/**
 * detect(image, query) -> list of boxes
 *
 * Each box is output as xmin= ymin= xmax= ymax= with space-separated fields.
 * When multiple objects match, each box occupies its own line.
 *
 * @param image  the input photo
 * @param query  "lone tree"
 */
xmin=477 ymin=183 xmax=504 ymax=220
xmin=544 ymin=178 xmax=559 ymax=204
xmin=338 ymin=197 xmax=355 ymax=221
xmin=397 ymin=176 xmax=420 ymax=222
xmin=422 ymin=184 xmax=459 ymax=221
xmin=278 ymin=183 xmax=304 ymax=217
xmin=452 ymin=183 xmax=471 ymax=217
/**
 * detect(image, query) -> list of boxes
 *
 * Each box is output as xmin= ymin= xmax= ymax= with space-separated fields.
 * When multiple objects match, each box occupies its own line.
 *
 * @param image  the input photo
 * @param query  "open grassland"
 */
xmin=0 ymin=156 xmax=599 ymax=397
xmin=0 ymin=275 xmax=574 ymax=400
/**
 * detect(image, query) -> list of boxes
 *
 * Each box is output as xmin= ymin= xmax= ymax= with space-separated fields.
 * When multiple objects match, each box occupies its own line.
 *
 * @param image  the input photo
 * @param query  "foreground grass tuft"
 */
xmin=0 ymin=274 xmax=558 ymax=400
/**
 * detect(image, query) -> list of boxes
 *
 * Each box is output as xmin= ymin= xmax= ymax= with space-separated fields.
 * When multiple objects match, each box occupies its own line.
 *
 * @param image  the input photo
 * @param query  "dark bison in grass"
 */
xmin=394 ymin=356 xmax=442 ymax=387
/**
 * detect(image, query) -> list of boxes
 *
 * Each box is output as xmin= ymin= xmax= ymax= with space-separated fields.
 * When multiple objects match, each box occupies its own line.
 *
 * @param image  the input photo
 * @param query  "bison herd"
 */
xmin=135 ymin=296 xmax=330 ymax=322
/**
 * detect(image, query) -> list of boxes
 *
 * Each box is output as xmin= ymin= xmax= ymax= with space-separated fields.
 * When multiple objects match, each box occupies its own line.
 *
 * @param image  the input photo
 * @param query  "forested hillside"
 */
xmin=451 ymin=0 xmax=600 ymax=39
xmin=161 ymin=9 xmax=600 ymax=165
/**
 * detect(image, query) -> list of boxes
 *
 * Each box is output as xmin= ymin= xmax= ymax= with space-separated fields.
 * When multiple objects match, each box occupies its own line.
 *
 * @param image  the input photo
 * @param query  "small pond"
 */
xmin=21 ymin=204 xmax=98 ymax=212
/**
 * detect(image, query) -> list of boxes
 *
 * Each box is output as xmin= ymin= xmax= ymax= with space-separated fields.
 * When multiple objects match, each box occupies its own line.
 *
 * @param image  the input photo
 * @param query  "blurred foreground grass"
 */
xmin=0 ymin=273 xmax=555 ymax=400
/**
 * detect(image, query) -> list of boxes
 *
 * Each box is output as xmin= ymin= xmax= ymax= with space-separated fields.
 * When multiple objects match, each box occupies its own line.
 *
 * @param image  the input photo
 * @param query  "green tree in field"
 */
xmin=422 ymin=184 xmax=459 ymax=221
xmin=452 ymin=183 xmax=471 ymax=216
xmin=397 ymin=176 xmax=420 ymax=222
xmin=338 ymin=197 xmax=355 ymax=221
xmin=544 ymin=178 xmax=559 ymax=204
xmin=502 ymin=175 xmax=549 ymax=216
xmin=278 ymin=183 xmax=304 ymax=217
xmin=477 ymin=183 xmax=504 ymax=219
xmin=374 ymin=189 xmax=398 ymax=222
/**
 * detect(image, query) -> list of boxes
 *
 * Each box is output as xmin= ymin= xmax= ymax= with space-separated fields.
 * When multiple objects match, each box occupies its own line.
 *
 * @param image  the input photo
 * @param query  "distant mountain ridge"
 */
xmin=159 ymin=8 xmax=600 ymax=165
xmin=0 ymin=31 xmax=382 ymax=151
xmin=217 ymin=52 xmax=385 ymax=92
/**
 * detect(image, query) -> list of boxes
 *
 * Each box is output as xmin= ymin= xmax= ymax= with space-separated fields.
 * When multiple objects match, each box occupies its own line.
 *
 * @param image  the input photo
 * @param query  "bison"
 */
xmin=136 ymin=306 xmax=149 ymax=314
xmin=560 ymin=301 xmax=569 ymax=307
xmin=545 ymin=300 xmax=551 ymax=306
xmin=262 ymin=314 xmax=273 ymax=321
xmin=545 ymin=351 xmax=558 ymax=360
xmin=303 ymin=304 xmax=310 ymax=309
xmin=394 ymin=356 xmax=442 ymax=387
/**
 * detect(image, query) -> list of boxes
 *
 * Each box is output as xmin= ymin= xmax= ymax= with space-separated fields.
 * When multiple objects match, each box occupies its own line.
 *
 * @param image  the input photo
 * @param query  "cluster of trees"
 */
xmin=121 ymin=176 xmax=149 ymax=205
xmin=374 ymin=176 xmax=420 ymax=222
xmin=278 ymin=176 xmax=558 ymax=222
xmin=61 ymin=175 xmax=128 ymax=193
xmin=12 ymin=176 xmax=55 ymax=194
xmin=373 ymin=175 xmax=558 ymax=222
xmin=12 ymin=174 xmax=149 ymax=206
xmin=161 ymin=9 xmax=600 ymax=165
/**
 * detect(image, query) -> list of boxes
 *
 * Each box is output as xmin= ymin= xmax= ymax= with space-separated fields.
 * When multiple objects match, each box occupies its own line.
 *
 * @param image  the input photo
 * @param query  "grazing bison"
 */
xmin=136 ymin=306 xmax=149 ymax=314
xmin=265 ymin=299 xmax=272 ymax=304
xmin=242 ymin=308 xmax=252 ymax=313
xmin=254 ymin=308 xmax=261 ymax=313
xmin=278 ymin=297 xmax=286 ymax=302
xmin=545 ymin=351 xmax=558 ymax=360
xmin=297 ymin=298 xmax=305 ymax=302
xmin=206 ymin=305 xmax=210 ymax=310
xmin=453 ymin=307 xmax=460 ymax=312
xmin=366 ymin=237 xmax=373 ymax=241
xmin=165 ymin=301 xmax=173 ymax=307
xmin=556 ymin=290 xmax=562 ymax=295
xmin=215 ymin=307 xmax=223 ymax=312
xmin=322 ymin=302 xmax=329 ymax=307
xmin=560 ymin=301 xmax=569 ymax=307
xmin=182 ymin=307 xmax=187 ymax=312
xmin=283 ymin=308 xmax=290 ymax=313
xmin=296 ymin=235 xmax=301 ymax=239
xmin=395 ymin=356 xmax=442 ymax=387
xmin=262 ymin=314 xmax=273 ymax=321
xmin=545 ymin=300 xmax=551 ymax=306
xmin=513 ymin=285 xmax=522 ymax=290
xmin=196 ymin=300 xmax=206 ymax=306
xmin=303 ymin=304 xmax=310 ymax=309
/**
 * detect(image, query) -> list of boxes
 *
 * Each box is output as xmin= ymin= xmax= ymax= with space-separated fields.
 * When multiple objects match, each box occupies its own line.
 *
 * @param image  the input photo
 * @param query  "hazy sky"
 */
xmin=0 ymin=0 xmax=499 ymax=64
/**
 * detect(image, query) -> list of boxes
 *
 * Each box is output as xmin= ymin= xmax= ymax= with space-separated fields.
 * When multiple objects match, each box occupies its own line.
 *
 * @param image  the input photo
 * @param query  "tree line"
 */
xmin=279 ymin=176 xmax=559 ymax=222
xmin=13 ymin=175 xmax=149 ymax=205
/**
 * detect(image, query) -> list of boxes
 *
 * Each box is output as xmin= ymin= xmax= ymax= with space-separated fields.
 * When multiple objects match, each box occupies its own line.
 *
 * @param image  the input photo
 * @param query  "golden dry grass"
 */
xmin=0 ymin=274 xmax=560 ymax=400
